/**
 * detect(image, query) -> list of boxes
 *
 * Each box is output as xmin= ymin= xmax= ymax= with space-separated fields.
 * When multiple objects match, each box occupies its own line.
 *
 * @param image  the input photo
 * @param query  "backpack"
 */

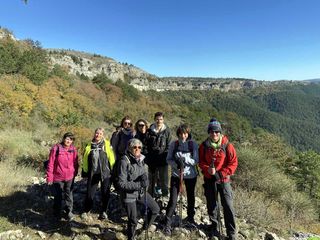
xmin=44 ymin=144 xmax=60 ymax=171
xmin=112 ymin=155 xmax=130 ymax=192
xmin=173 ymin=140 xmax=194 ymax=156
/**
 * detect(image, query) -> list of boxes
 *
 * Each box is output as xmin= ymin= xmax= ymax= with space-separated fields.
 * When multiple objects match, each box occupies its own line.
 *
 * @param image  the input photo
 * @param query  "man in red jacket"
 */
xmin=199 ymin=118 xmax=238 ymax=240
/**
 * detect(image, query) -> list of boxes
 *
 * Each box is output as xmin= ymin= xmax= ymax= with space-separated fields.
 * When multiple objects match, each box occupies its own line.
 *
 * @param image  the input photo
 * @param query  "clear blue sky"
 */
xmin=1 ymin=0 xmax=320 ymax=81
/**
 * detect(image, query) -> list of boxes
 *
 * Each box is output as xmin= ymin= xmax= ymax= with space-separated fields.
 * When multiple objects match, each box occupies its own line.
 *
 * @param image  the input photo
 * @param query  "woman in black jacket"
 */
xmin=118 ymin=138 xmax=160 ymax=240
xmin=133 ymin=119 xmax=149 ymax=156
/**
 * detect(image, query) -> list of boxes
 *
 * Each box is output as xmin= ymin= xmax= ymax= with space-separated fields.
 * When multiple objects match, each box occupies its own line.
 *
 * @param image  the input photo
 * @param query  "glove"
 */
xmin=175 ymin=151 xmax=183 ymax=159
xmin=176 ymin=157 xmax=185 ymax=169
xmin=140 ymin=174 xmax=148 ymax=188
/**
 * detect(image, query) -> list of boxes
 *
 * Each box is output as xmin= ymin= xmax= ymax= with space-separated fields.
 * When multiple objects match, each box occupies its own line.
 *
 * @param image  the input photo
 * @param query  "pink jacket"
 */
xmin=46 ymin=144 xmax=79 ymax=183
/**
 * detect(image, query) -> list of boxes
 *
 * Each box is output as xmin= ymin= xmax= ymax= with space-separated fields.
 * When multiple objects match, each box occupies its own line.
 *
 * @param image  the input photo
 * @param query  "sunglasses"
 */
xmin=209 ymin=130 xmax=221 ymax=134
xmin=133 ymin=146 xmax=142 ymax=149
xmin=124 ymin=121 xmax=132 ymax=126
xmin=138 ymin=124 xmax=145 ymax=127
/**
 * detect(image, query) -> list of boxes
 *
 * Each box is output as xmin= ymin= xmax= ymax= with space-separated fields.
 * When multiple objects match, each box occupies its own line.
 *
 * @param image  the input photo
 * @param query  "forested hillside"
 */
xmin=161 ymin=84 xmax=320 ymax=152
xmin=0 ymin=28 xmax=320 ymax=238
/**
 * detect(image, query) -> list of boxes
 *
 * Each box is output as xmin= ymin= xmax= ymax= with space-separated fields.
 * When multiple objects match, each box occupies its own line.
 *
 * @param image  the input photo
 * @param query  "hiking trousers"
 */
xmin=85 ymin=173 xmax=111 ymax=214
xmin=203 ymin=178 xmax=236 ymax=237
xmin=165 ymin=176 xmax=197 ymax=226
xmin=124 ymin=192 xmax=160 ymax=240
xmin=53 ymin=179 xmax=74 ymax=216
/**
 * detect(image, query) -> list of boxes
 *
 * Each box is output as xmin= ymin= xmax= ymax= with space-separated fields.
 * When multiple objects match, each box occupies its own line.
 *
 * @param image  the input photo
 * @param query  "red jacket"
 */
xmin=46 ymin=144 xmax=79 ymax=183
xmin=199 ymin=135 xmax=238 ymax=182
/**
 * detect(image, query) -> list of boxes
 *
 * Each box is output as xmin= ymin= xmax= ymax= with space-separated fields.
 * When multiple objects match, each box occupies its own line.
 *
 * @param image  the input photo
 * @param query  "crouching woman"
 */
xmin=118 ymin=138 xmax=160 ymax=240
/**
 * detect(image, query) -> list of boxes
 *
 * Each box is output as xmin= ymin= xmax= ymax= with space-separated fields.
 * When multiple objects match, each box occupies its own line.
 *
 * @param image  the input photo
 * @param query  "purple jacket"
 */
xmin=46 ymin=144 xmax=79 ymax=183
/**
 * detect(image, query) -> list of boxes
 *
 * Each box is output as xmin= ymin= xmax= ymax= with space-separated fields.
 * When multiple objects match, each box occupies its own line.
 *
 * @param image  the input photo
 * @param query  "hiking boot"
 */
xmin=99 ymin=211 xmax=108 ymax=220
xmin=67 ymin=212 xmax=74 ymax=221
xmin=163 ymin=226 xmax=171 ymax=236
xmin=208 ymin=229 xmax=220 ymax=240
xmin=185 ymin=216 xmax=196 ymax=224
xmin=227 ymin=234 xmax=237 ymax=240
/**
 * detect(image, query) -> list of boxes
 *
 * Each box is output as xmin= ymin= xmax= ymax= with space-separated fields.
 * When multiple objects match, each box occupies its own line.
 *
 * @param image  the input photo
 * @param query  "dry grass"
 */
xmin=0 ymin=161 xmax=38 ymax=197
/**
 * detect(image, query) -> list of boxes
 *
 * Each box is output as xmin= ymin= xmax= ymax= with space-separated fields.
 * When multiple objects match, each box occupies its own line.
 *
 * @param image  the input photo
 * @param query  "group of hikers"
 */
xmin=46 ymin=111 xmax=238 ymax=240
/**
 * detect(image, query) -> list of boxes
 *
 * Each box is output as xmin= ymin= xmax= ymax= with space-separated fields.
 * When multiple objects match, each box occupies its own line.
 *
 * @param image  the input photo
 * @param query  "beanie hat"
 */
xmin=207 ymin=118 xmax=222 ymax=133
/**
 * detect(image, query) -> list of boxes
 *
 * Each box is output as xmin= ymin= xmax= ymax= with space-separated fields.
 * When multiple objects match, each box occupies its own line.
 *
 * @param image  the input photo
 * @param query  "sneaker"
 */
xmin=99 ymin=211 xmax=108 ymax=220
xmin=163 ymin=226 xmax=171 ymax=236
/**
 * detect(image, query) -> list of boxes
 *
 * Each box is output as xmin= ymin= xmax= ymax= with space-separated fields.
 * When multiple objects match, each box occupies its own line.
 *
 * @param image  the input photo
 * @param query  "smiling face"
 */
xmin=94 ymin=129 xmax=104 ymax=142
xmin=209 ymin=130 xmax=221 ymax=143
xmin=155 ymin=116 xmax=164 ymax=128
xmin=131 ymin=144 xmax=142 ymax=157
xmin=63 ymin=137 xmax=73 ymax=148
xmin=138 ymin=121 xmax=146 ymax=133
xmin=123 ymin=120 xmax=132 ymax=129
xmin=179 ymin=132 xmax=189 ymax=142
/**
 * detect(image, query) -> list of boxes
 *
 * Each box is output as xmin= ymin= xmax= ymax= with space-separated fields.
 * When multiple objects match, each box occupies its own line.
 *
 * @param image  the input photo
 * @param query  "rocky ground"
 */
xmin=0 ymin=176 xmax=319 ymax=240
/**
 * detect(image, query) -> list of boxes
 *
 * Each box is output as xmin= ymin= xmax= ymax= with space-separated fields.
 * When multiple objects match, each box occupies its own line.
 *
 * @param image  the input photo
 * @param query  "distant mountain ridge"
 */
xmin=1 ymin=27 xmax=316 ymax=92
xmin=48 ymin=49 xmax=314 ymax=92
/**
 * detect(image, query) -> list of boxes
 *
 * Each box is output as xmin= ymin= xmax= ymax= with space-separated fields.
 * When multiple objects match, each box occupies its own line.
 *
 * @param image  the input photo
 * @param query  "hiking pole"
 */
xmin=178 ymin=164 xmax=184 ymax=228
xmin=211 ymin=155 xmax=223 ymax=240
xmin=144 ymin=186 xmax=149 ymax=240
xmin=214 ymin=181 xmax=223 ymax=240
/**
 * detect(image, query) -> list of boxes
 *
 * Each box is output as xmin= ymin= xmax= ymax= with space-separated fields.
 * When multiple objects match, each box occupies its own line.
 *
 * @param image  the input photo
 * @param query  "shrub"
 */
xmin=92 ymin=72 xmax=112 ymax=87
xmin=115 ymin=80 xmax=140 ymax=100
xmin=19 ymin=49 xmax=49 ymax=85
xmin=0 ymin=39 xmax=21 ymax=74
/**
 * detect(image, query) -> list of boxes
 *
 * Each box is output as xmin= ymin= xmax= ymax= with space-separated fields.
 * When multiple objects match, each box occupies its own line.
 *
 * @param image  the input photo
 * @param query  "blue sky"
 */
xmin=1 ymin=0 xmax=320 ymax=81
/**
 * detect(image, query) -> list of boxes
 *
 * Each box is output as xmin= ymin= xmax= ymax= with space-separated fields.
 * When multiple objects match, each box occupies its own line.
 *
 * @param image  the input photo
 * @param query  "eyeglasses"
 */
xmin=133 ymin=146 xmax=142 ymax=149
xmin=138 ymin=124 xmax=145 ymax=127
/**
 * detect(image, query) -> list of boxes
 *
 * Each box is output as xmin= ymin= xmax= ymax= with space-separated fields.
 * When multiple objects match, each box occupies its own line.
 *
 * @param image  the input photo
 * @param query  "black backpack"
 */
xmin=44 ymin=144 xmax=60 ymax=171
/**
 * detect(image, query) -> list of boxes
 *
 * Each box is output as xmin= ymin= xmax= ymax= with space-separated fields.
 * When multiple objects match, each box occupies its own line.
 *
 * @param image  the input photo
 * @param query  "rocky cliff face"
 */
xmin=48 ymin=49 xmax=272 ymax=92
xmin=48 ymin=49 xmax=156 ymax=84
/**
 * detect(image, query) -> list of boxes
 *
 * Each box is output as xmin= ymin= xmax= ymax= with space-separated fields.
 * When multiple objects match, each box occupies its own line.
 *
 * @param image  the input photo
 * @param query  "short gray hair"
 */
xmin=128 ymin=138 xmax=143 ymax=150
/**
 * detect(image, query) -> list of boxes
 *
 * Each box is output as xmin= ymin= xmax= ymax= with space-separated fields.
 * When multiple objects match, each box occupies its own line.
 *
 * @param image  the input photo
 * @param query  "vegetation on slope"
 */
xmin=0 ymin=29 xmax=319 ymax=236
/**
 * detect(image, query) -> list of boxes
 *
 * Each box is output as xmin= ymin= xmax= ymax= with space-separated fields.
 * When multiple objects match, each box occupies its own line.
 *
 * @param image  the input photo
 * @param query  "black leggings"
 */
xmin=165 ymin=176 xmax=197 ymax=226
xmin=85 ymin=173 xmax=110 ymax=213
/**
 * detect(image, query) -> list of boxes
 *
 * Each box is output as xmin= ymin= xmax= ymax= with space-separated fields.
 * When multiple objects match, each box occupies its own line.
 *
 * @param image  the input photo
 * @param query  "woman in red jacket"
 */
xmin=199 ymin=118 xmax=238 ymax=240
xmin=46 ymin=132 xmax=79 ymax=221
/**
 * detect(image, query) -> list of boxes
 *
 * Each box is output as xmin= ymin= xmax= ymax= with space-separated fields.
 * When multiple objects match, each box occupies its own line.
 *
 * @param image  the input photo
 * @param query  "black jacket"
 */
xmin=145 ymin=124 xmax=171 ymax=168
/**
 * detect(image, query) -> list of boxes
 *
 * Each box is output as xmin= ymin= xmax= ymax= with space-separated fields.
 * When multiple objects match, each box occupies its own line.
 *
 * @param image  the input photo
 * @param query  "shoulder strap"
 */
xmin=202 ymin=140 xmax=207 ymax=158
xmin=188 ymin=140 xmax=194 ymax=152
xmin=220 ymin=140 xmax=229 ymax=155
xmin=55 ymin=144 xmax=60 ymax=158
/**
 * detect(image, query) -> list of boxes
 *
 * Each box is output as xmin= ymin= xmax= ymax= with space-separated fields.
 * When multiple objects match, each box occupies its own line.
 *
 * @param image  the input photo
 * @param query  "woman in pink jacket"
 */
xmin=46 ymin=132 xmax=79 ymax=221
